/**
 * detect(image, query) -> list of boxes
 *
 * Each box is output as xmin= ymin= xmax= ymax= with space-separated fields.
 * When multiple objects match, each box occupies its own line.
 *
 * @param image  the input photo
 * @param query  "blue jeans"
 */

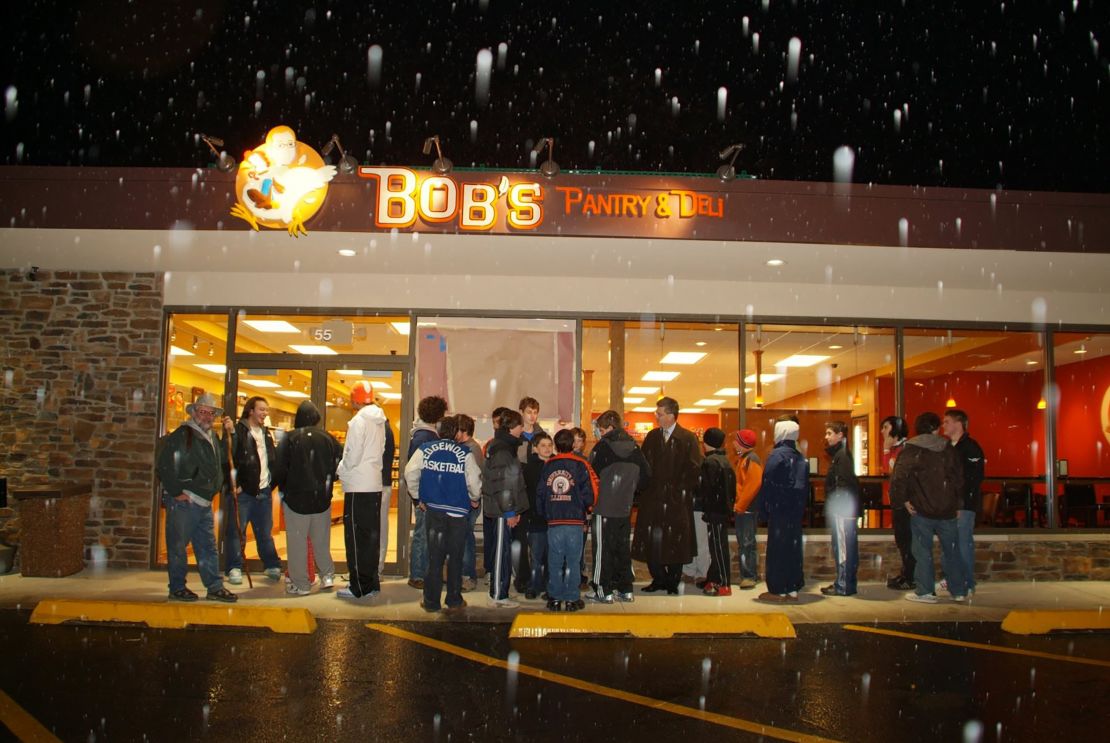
xmin=224 ymin=491 xmax=281 ymax=572
xmin=528 ymin=530 xmax=548 ymax=594
xmin=409 ymin=506 xmax=428 ymax=581
xmin=164 ymin=495 xmax=223 ymax=593
xmin=734 ymin=511 xmax=759 ymax=581
xmin=462 ymin=505 xmax=480 ymax=580
xmin=910 ymin=514 xmax=966 ymax=598
xmin=546 ymin=525 xmax=584 ymax=602
xmin=956 ymin=509 xmax=977 ymax=592
xmin=829 ymin=515 xmax=859 ymax=595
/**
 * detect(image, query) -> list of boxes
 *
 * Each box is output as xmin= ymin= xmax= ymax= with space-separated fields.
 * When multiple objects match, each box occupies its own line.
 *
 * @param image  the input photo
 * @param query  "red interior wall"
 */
xmin=1055 ymin=353 xmax=1110 ymax=476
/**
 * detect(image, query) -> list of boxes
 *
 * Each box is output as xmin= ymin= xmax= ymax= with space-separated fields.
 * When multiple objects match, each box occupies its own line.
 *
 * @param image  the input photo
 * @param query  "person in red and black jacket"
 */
xmin=536 ymin=429 xmax=598 ymax=612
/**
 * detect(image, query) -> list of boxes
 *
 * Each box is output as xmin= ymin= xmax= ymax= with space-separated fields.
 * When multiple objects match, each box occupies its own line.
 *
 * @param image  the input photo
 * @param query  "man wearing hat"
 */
xmin=732 ymin=429 xmax=764 ymax=590
xmin=156 ymin=393 xmax=239 ymax=603
xmin=698 ymin=428 xmax=736 ymax=596
xmin=337 ymin=380 xmax=392 ymax=599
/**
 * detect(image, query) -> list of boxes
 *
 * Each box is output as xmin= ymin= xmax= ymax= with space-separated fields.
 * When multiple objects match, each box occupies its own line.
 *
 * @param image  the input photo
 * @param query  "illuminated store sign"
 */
xmin=230 ymin=125 xmax=335 ymax=237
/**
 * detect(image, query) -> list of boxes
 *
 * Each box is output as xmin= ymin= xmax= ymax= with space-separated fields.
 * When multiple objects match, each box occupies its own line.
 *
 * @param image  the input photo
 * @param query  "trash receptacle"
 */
xmin=13 ymin=483 xmax=92 ymax=577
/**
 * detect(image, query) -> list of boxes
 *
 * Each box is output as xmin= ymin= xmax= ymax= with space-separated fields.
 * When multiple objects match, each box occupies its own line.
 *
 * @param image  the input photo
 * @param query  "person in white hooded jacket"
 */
xmin=337 ymin=381 xmax=392 ymax=599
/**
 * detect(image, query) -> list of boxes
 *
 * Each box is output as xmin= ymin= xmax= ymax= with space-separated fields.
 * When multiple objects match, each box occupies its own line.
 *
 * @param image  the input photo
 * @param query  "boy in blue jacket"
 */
xmin=536 ymin=429 xmax=598 ymax=612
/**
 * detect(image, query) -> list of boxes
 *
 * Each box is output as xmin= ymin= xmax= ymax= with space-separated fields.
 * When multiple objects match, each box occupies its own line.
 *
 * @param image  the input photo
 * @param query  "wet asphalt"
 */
xmin=1 ymin=610 xmax=1108 ymax=742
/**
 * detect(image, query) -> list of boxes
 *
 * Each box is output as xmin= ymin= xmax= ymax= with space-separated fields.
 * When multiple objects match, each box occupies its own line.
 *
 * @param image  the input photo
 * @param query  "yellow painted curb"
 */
xmin=509 ymin=612 xmax=795 ymax=639
xmin=29 ymin=599 xmax=317 ymax=634
xmin=1001 ymin=609 xmax=1110 ymax=635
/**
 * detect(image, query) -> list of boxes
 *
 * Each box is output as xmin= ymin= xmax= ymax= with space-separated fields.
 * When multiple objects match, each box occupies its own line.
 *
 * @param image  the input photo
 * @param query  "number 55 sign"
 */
xmin=308 ymin=320 xmax=353 ymax=346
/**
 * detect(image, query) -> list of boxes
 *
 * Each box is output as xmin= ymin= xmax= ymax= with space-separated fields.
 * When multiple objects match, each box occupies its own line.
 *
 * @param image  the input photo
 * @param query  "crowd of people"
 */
xmin=155 ymin=388 xmax=983 ymax=610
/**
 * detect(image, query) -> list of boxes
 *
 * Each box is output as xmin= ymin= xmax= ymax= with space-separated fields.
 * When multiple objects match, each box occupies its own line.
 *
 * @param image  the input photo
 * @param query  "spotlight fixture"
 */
xmin=716 ymin=143 xmax=745 ymax=181
xmin=199 ymin=133 xmax=236 ymax=172
xmin=321 ymin=134 xmax=358 ymax=175
xmin=532 ymin=137 xmax=559 ymax=178
xmin=192 ymin=335 xmax=199 ymax=350
xmin=422 ymin=135 xmax=453 ymax=174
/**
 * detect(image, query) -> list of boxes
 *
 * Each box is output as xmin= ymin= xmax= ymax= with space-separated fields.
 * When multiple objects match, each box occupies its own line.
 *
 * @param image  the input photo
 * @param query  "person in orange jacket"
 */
xmin=732 ymin=429 xmax=764 ymax=590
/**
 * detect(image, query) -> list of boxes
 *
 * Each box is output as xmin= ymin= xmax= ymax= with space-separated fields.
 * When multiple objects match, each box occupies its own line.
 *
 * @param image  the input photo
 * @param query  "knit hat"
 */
xmin=703 ymin=427 xmax=726 ymax=449
xmin=774 ymin=420 xmax=800 ymax=443
xmin=735 ymin=429 xmax=757 ymax=448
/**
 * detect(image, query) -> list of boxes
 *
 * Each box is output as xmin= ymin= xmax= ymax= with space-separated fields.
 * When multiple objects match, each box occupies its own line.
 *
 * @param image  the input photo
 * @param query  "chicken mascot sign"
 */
xmin=230 ymin=126 xmax=336 ymax=237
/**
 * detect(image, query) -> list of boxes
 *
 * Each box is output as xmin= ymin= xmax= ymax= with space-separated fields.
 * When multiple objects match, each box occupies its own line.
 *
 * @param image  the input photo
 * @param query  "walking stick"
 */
xmin=225 ymin=427 xmax=254 ymax=588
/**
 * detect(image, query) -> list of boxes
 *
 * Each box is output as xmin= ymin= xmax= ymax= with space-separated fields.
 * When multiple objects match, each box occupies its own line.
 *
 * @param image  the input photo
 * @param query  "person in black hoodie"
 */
xmin=521 ymin=432 xmax=554 ymax=600
xmin=587 ymin=410 xmax=650 ymax=603
xmin=272 ymin=400 xmax=343 ymax=596
xmin=699 ymin=428 xmax=737 ymax=597
xmin=821 ymin=420 xmax=860 ymax=597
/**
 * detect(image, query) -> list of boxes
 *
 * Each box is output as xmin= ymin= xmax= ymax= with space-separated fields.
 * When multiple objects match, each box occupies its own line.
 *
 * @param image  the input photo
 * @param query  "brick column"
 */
xmin=0 ymin=269 xmax=163 ymax=568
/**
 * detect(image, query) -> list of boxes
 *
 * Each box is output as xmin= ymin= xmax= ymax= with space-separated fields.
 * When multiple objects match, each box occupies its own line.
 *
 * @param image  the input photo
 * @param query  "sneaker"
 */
xmin=694 ymin=577 xmax=709 ymax=590
xmin=488 ymin=597 xmax=519 ymax=609
xmin=756 ymin=592 xmax=788 ymax=603
xmin=337 ymin=587 xmax=379 ymax=599
xmin=905 ymin=592 xmax=938 ymax=604
xmin=168 ymin=587 xmax=198 ymax=602
xmin=546 ymin=599 xmax=563 ymax=612
xmin=286 ymin=585 xmax=311 ymax=596
xmin=820 ymin=584 xmax=839 ymax=596
xmin=587 ymin=590 xmax=614 ymax=604
xmin=206 ymin=587 xmax=238 ymax=603
xmin=739 ymin=579 xmax=757 ymax=590
xmin=952 ymin=594 xmax=967 ymax=602
xmin=938 ymin=578 xmax=948 ymax=592
xmin=407 ymin=578 xmax=424 ymax=590
xmin=264 ymin=567 xmax=282 ymax=581
xmin=887 ymin=575 xmax=915 ymax=591
xmin=227 ymin=568 xmax=243 ymax=585
xmin=419 ymin=600 xmax=439 ymax=613
xmin=714 ymin=586 xmax=733 ymax=597
xmin=320 ymin=575 xmax=335 ymax=589
xmin=461 ymin=577 xmax=477 ymax=593
xmin=615 ymin=591 xmax=635 ymax=603
xmin=701 ymin=582 xmax=719 ymax=595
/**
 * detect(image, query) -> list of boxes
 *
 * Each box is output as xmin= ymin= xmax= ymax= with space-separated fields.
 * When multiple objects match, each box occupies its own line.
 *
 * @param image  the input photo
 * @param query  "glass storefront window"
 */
xmin=235 ymin=313 xmax=410 ymax=356
xmin=1052 ymin=332 xmax=1110 ymax=527
xmin=583 ymin=320 xmax=739 ymax=444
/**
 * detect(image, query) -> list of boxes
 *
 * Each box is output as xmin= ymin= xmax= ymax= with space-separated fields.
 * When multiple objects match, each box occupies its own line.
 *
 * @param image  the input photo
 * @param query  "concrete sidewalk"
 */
xmin=3 ymin=568 xmax=1108 ymax=625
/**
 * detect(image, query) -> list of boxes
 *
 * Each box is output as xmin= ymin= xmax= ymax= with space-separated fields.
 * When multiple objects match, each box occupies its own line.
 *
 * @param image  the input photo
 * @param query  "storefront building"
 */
xmin=2 ymin=145 xmax=1109 ymax=577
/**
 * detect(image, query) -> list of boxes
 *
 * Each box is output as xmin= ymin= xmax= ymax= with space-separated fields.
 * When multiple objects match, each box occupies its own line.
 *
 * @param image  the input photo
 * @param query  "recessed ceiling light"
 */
xmin=642 ymin=370 xmax=680 ymax=382
xmin=775 ymin=354 xmax=830 ymax=368
xmin=244 ymin=320 xmax=301 ymax=333
xmin=714 ymin=388 xmax=740 ymax=396
xmin=1074 ymin=344 xmax=1088 ymax=355
xmin=694 ymin=399 xmax=725 ymax=407
xmin=289 ymin=344 xmax=338 ymax=355
xmin=632 ymin=406 xmax=657 ymax=413
xmin=682 ymin=407 xmax=705 ymax=413
xmin=194 ymin=364 xmax=227 ymax=374
xmin=628 ymin=386 xmax=660 ymax=395
xmin=276 ymin=390 xmax=311 ymax=399
xmin=744 ymin=373 xmax=784 ymax=383
xmin=660 ymin=351 xmax=707 ymax=365
xmin=241 ymin=379 xmax=281 ymax=388
xmin=333 ymin=369 xmax=363 ymax=376
xmin=828 ymin=344 xmax=843 ymax=350
xmin=623 ymin=397 xmax=646 ymax=404
xmin=169 ymin=345 xmax=194 ymax=356
xmin=766 ymin=258 xmax=786 ymax=267
xmin=377 ymin=392 xmax=403 ymax=400
xmin=1025 ymin=360 xmax=1038 ymax=365
xmin=695 ymin=341 xmax=707 ymax=347
xmin=337 ymin=248 xmax=357 ymax=257
xmin=390 ymin=321 xmax=411 ymax=335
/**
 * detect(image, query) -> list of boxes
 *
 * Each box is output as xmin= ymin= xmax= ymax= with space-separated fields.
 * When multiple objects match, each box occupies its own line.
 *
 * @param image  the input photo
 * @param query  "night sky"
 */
xmin=2 ymin=0 xmax=1108 ymax=192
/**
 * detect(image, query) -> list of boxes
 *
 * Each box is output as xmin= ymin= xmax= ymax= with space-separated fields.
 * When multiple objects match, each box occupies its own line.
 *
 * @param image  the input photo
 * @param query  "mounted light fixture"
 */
xmin=320 ymin=134 xmax=358 ymax=175
xmin=532 ymin=137 xmax=559 ymax=177
xmin=199 ymin=133 xmax=236 ymax=172
xmin=422 ymin=135 xmax=452 ymax=174
xmin=716 ymin=143 xmax=745 ymax=181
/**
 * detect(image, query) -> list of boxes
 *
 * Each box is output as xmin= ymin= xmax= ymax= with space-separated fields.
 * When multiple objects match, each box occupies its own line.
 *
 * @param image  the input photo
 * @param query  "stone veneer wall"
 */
xmin=0 ymin=269 xmax=163 ymax=569
xmin=743 ymin=531 xmax=1110 ymax=583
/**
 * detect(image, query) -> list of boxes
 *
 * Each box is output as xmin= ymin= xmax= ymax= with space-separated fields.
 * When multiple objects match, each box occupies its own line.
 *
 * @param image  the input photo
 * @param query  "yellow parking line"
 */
xmin=367 ymin=623 xmax=839 ymax=743
xmin=843 ymin=624 xmax=1110 ymax=669
xmin=0 ymin=689 xmax=62 ymax=743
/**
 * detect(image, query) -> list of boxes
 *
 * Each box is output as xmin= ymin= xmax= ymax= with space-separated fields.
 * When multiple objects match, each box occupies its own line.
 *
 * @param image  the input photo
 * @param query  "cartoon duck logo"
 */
xmin=230 ymin=126 xmax=336 ymax=237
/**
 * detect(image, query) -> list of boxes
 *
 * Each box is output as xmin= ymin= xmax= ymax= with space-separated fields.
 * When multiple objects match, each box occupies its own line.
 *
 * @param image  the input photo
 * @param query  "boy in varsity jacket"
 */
xmin=404 ymin=416 xmax=482 ymax=614
xmin=536 ymin=429 xmax=598 ymax=612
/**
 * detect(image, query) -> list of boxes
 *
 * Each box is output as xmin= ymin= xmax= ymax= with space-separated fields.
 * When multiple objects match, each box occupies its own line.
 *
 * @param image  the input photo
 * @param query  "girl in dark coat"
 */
xmin=757 ymin=419 xmax=810 ymax=602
